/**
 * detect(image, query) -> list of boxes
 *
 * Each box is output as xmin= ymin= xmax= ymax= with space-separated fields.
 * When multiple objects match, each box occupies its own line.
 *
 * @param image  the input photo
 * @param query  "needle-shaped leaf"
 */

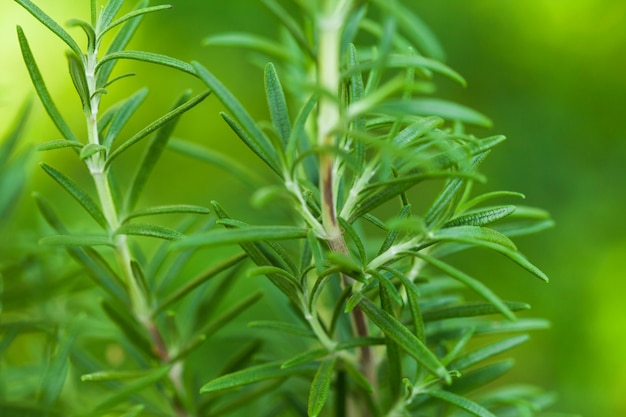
xmin=105 ymin=91 xmax=210 ymax=167
xmin=100 ymin=299 xmax=155 ymax=359
xmin=444 ymin=206 xmax=516 ymax=228
xmin=123 ymin=205 xmax=210 ymax=222
xmin=40 ymin=163 xmax=108 ymax=228
xmin=115 ymin=223 xmax=184 ymax=241
xmin=386 ymin=268 xmax=425 ymax=341
xmin=281 ymin=348 xmax=328 ymax=369
xmin=96 ymin=50 xmax=196 ymax=76
xmin=425 ymin=389 xmax=496 ymax=417
xmin=1 ymin=99 xmax=32 ymax=166
xmin=36 ymin=140 xmax=83 ymax=152
xmin=375 ymin=99 xmax=492 ymax=128
xmin=200 ymin=361 xmax=317 ymax=393
xmin=168 ymin=138 xmax=262 ymax=188
xmin=94 ymin=366 xmax=170 ymax=412
xmin=66 ymin=52 xmax=91 ymax=111
xmin=415 ymin=253 xmax=516 ymax=321
xmin=261 ymin=0 xmax=315 ymax=58
xmin=192 ymin=62 xmax=280 ymax=174
xmin=265 ymin=62 xmax=291 ymax=146
xmin=378 ymin=281 xmax=402 ymax=399
xmin=172 ymin=225 xmax=307 ymax=249
xmin=39 ymin=321 xmax=80 ymax=406
xmin=39 ymin=235 xmax=114 ymax=247
xmin=449 ymin=335 xmax=529 ymax=372
xmin=423 ymin=301 xmax=530 ymax=322
xmin=17 ymin=27 xmax=79 ymax=142
xmin=125 ymin=91 xmax=191 ymax=211
xmin=97 ymin=0 xmax=124 ymax=33
xmin=81 ymin=368 xmax=157 ymax=382
xmin=96 ymin=0 xmax=146 ymax=88
xmin=308 ymin=356 xmax=337 ymax=417
xmin=14 ymin=0 xmax=83 ymax=58
xmin=204 ymin=33 xmax=292 ymax=61
xmin=359 ymin=297 xmax=450 ymax=382
xmin=448 ymin=360 xmax=515 ymax=395
xmin=248 ymin=321 xmax=316 ymax=339
xmin=428 ymin=227 xmax=549 ymax=282
xmin=155 ymin=253 xmax=247 ymax=314
xmin=99 ymin=5 xmax=173 ymax=39
xmin=102 ymin=88 xmax=149 ymax=149
xmin=67 ymin=19 xmax=96 ymax=52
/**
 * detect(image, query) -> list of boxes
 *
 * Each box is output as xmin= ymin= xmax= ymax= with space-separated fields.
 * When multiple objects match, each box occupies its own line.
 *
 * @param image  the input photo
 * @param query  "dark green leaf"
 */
xmin=200 ymin=361 xmax=317 ymax=393
xmin=100 ymin=299 xmax=155 ymax=359
xmin=39 ymin=322 xmax=80 ymax=406
xmin=308 ymin=356 xmax=337 ymax=417
xmin=105 ymin=91 xmax=210 ymax=167
xmin=124 ymin=204 xmax=209 ymax=222
xmin=449 ymin=335 xmax=529 ymax=371
xmin=204 ymin=33 xmax=291 ymax=60
xmin=249 ymin=321 xmax=315 ymax=339
xmin=94 ymin=367 xmax=170 ymax=412
xmin=423 ymin=301 xmax=530 ymax=322
xmin=379 ymin=281 xmax=402 ymax=399
xmin=448 ymin=360 xmax=514 ymax=395
xmin=260 ymin=0 xmax=315 ymax=58
xmin=426 ymin=389 xmax=496 ymax=417
xmin=17 ymin=26 xmax=79 ymax=142
xmin=359 ymin=297 xmax=449 ymax=382
xmin=281 ymin=348 xmax=328 ymax=369
xmin=173 ymin=225 xmax=307 ymax=249
xmin=14 ymin=0 xmax=83 ymax=57
xmin=444 ymin=206 xmax=516 ymax=228
xmin=197 ymin=291 xmax=263 ymax=338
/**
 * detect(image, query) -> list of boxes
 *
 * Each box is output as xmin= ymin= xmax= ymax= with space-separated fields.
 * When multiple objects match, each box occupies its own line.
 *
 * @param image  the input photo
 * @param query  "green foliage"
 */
xmin=0 ymin=0 xmax=571 ymax=416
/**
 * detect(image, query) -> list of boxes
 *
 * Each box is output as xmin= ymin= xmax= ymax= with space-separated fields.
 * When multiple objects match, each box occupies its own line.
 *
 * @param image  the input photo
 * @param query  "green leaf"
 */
xmin=39 ymin=322 xmax=80 ymax=406
xmin=281 ymin=348 xmax=328 ymax=369
xmin=191 ymin=62 xmax=280 ymax=173
xmin=197 ymin=291 xmax=263 ymax=338
xmin=125 ymin=91 xmax=191 ymax=211
xmin=376 ymin=99 xmax=492 ymax=127
xmin=415 ymin=254 xmax=516 ymax=321
xmin=102 ymin=88 xmax=149 ymax=149
xmin=173 ymin=225 xmax=307 ymax=249
xmin=200 ymin=361 xmax=317 ymax=393
xmin=96 ymin=50 xmax=196 ymax=75
xmin=358 ymin=297 xmax=450 ymax=382
xmin=124 ymin=204 xmax=209 ymax=222
xmin=168 ymin=138 xmax=262 ymax=188
xmin=248 ymin=321 xmax=315 ymax=339
xmin=94 ymin=367 xmax=170 ymax=412
xmin=260 ymin=0 xmax=315 ymax=58
xmin=449 ymin=335 xmax=529 ymax=371
xmin=423 ymin=301 xmax=530 ymax=322
xmin=68 ymin=18 xmax=96 ymax=51
xmin=39 ymin=235 xmax=114 ymax=247
xmin=14 ymin=0 xmax=83 ymax=57
xmin=459 ymin=191 xmax=526 ymax=212
xmin=36 ymin=140 xmax=83 ymax=152
xmin=426 ymin=389 xmax=496 ymax=417
xmin=96 ymin=0 xmax=145 ymax=87
xmin=156 ymin=252 xmax=246 ymax=314
xmin=105 ymin=91 xmax=210 ymax=167
xmin=100 ymin=299 xmax=155 ymax=359
xmin=66 ymin=51 xmax=91 ymax=111
xmin=448 ymin=360 xmax=515 ymax=395
xmin=80 ymin=143 xmax=107 ymax=159
xmin=379 ymin=281 xmax=402 ymax=399
xmin=115 ymin=223 xmax=184 ymax=240
xmin=444 ymin=206 xmax=516 ymax=228
xmin=387 ymin=268 xmax=425 ymax=341
xmin=40 ymin=163 xmax=108 ymax=228
xmin=81 ymin=368 xmax=157 ymax=382
xmin=204 ymin=32 xmax=291 ymax=60
xmin=264 ymin=62 xmax=291 ymax=146
xmin=429 ymin=227 xmax=549 ymax=282
xmin=17 ymin=26 xmax=79 ymax=142
xmin=308 ymin=356 xmax=337 ymax=417
xmin=246 ymin=266 xmax=297 ymax=283
xmin=0 ymin=99 xmax=31 ymax=165
xmin=99 ymin=5 xmax=173 ymax=39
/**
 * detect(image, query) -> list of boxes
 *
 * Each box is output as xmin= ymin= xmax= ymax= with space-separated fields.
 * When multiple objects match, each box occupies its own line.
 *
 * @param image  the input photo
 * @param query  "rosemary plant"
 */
xmin=2 ymin=0 xmax=570 ymax=416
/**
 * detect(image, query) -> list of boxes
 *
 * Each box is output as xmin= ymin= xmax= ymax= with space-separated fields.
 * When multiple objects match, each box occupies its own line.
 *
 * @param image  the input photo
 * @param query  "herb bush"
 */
xmin=1 ymin=1 xmax=574 ymax=416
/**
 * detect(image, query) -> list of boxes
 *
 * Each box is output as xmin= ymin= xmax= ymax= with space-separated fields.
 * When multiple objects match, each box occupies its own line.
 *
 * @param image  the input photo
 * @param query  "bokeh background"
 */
xmin=2 ymin=1 xmax=625 ymax=415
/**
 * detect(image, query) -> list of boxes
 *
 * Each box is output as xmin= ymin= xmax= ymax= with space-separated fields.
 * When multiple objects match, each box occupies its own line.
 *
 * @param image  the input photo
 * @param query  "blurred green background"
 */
xmin=1 ymin=1 xmax=625 ymax=416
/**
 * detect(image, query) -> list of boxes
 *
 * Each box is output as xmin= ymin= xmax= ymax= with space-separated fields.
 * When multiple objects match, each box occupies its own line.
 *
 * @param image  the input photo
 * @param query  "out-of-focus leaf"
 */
xmin=308 ymin=356 xmax=337 ymax=417
xmin=94 ymin=366 xmax=170 ymax=412
xmin=425 ymin=389 xmax=496 ymax=417
xmin=204 ymin=33 xmax=291 ymax=60
xmin=99 ymin=5 xmax=173 ymax=38
xmin=173 ymin=225 xmax=307 ymax=249
xmin=200 ymin=361 xmax=317 ymax=393
xmin=39 ymin=321 xmax=80 ymax=406
xmin=423 ymin=301 xmax=530 ymax=322
xmin=281 ymin=348 xmax=328 ymax=369
xmin=375 ymin=99 xmax=492 ymax=127
xmin=124 ymin=204 xmax=210 ymax=222
xmin=39 ymin=235 xmax=114 ymax=247
xmin=449 ymin=335 xmax=529 ymax=371
xmin=249 ymin=321 xmax=315 ymax=338
xmin=102 ymin=88 xmax=148 ymax=149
